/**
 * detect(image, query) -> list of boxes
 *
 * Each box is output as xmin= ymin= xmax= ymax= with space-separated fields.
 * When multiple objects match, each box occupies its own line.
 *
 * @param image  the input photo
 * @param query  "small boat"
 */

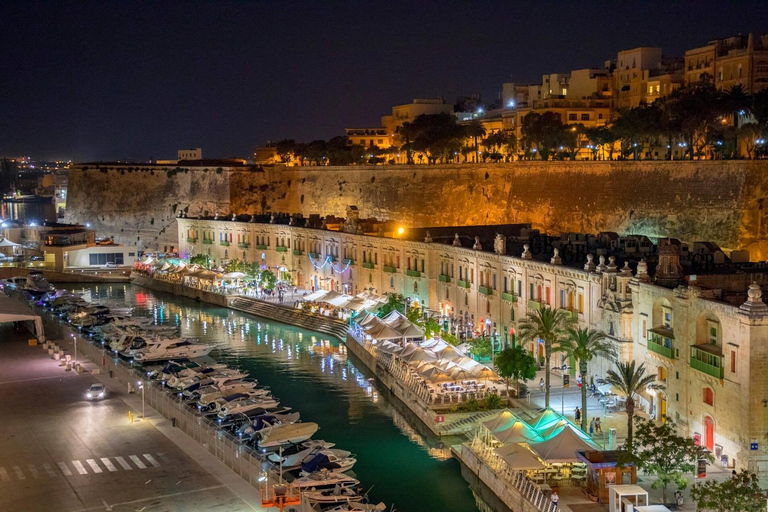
xmin=289 ymin=468 xmax=358 ymax=490
xmin=238 ymin=412 xmax=301 ymax=439
xmin=267 ymin=440 xmax=336 ymax=465
xmin=323 ymin=503 xmax=387 ymax=512
xmin=216 ymin=396 xmax=281 ymax=419
xmin=299 ymin=451 xmax=357 ymax=474
xmin=303 ymin=485 xmax=364 ymax=504
xmin=133 ymin=339 xmax=214 ymax=362
xmin=24 ymin=271 xmax=54 ymax=297
xmin=196 ymin=381 xmax=262 ymax=405
xmin=257 ymin=422 xmax=319 ymax=449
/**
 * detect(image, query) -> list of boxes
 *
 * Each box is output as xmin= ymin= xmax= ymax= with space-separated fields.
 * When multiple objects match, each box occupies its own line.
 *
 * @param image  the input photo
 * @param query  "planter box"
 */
xmin=344 ymin=258 xmax=354 ymax=265
xmin=478 ymin=285 xmax=493 ymax=296
xmin=255 ymin=244 xmax=268 ymax=250
xmin=362 ymin=261 xmax=374 ymax=269
xmin=308 ymin=252 xmax=320 ymax=259
xmin=406 ymin=269 xmax=421 ymax=278
xmin=439 ymin=274 xmax=451 ymax=283
xmin=292 ymin=249 xmax=303 ymax=256
xmin=219 ymin=241 xmax=230 ymax=247
xmin=202 ymin=240 xmax=213 ymax=245
xmin=275 ymin=246 xmax=287 ymax=252
xmin=383 ymin=265 xmax=397 ymax=273
xmin=501 ymin=292 xmax=517 ymax=303
xmin=237 ymin=243 xmax=250 ymax=249
xmin=457 ymin=279 xmax=471 ymax=289
xmin=186 ymin=237 xmax=197 ymax=243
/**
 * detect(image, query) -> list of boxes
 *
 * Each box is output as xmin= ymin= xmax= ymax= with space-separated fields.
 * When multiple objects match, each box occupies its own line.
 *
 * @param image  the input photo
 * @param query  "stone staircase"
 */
xmin=229 ymin=297 xmax=349 ymax=341
xmin=440 ymin=410 xmax=500 ymax=436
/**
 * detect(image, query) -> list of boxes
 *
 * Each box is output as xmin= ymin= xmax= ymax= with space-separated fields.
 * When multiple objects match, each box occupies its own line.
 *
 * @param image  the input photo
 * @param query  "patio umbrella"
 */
xmin=493 ymin=420 xmax=544 ymax=445
xmin=222 ymin=272 xmax=248 ymax=279
xmin=494 ymin=444 xmax=545 ymax=470
xmin=472 ymin=367 xmax=499 ymax=381
xmin=526 ymin=426 xmax=600 ymax=463
xmin=403 ymin=347 xmax=438 ymax=364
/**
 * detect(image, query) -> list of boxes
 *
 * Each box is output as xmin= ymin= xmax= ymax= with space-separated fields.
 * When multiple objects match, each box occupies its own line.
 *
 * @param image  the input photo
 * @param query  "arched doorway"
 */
xmin=704 ymin=416 xmax=715 ymax=451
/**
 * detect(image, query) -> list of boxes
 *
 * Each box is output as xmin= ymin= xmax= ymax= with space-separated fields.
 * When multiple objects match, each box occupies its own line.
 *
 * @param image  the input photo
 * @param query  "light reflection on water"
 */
xmin=65 ymin=284 xmax=481 ymax=512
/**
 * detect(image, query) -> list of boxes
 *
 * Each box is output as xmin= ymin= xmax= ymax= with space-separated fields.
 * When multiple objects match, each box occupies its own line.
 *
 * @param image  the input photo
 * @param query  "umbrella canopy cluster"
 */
xmin=479 ymin=408 xmax=600 ymax=466
xmin=303 ymin=290 xmax=384 ymax=312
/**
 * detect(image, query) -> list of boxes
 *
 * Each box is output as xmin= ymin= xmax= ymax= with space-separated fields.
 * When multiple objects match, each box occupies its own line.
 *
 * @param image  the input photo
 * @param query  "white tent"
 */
xmin=0 ymin=293 xmax=44 ymax=341
xmin=494 ymin=444 xmax=545 ymax=470
xmin=303 ymin=290 xmax=330 ymax=302
xmin=222 ymin=271 xmax=248 ymax=279
xmin=526 ymin=425 xmax=600 ymax=463
xmin=326 ymin=294 xmax=355 ymax=307
xmin=403 ymin=347 xmax=438 ymax=364
xmin=365 ymin=321 xmax=404 ymax=340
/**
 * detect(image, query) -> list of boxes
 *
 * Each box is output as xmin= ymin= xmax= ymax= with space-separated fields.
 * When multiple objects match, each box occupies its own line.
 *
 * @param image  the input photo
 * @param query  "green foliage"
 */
xmin=494 ymin=346 xmax=538 ymax=402
xmin=464 ymin=398 xmax=479 ymax=412
xmin=691 ymin=469 xmax=765 ymax=512
xmin=631 ymin=418 xmax=713 ymax=505
xmin=469 ymin=337 xmax=492 ymax=359
xmin=406 ymin=113 xmax=467 ymax=164
xmin=484 ymin=393 xmax=503 ymax=410
xmin=259 ymin=269 xmax=277 ymax=290
xmin=377 ymin=293 xmax=405 ymax=317
xmin=189 ymin=254 xmax=210 ymax=268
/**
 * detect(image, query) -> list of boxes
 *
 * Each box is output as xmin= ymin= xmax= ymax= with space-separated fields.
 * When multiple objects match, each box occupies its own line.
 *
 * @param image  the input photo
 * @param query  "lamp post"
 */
xmin=71 ymin=333 xmax=77 ymax=365
xmin=138 ymin=380 xmax=145 ymax=420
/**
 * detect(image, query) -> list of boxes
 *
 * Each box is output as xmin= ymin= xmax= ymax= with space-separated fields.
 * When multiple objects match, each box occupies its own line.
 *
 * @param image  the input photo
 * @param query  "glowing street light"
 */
xmin=397 ymin=227 xmax=405 ymax=236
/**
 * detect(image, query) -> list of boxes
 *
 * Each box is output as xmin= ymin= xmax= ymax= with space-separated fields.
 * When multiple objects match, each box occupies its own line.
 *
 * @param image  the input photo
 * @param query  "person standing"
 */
xmin=551 ymin=491 xmax=559 ymax=509
xmin=596 ymin=417 xmax=602 ymax=433
xmin=539 ymin=378 xmax=545 ymax=393
xmin=575 ymin=407 xmax=581 ymax=422
xmin=589 ymin=418 xmax=595 ymax=435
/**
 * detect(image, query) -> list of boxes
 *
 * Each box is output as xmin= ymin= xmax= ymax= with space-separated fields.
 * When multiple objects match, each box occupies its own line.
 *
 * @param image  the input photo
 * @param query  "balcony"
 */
xmin=457 ymin=279 xmax=471 ymax=289
xmin=186 ymin=237 xmax=197 ymax=243
xmin=439 ymin=274 xmax=451 ymax=283
xmin=383 ymin=265 xmax=397 ymax=273
xmin=690 ymin=346 xmax=724 ymax=379
xmin=501 ymin=292 xmax=517 ymax=303
xmin=219 ymin=241 xmax=230 ymax=247
xmin=308 ymin=252 xmax=320 ymax=259
xmin=292 ymin=249 xmax=303 ymax=256
xmin=255 ymin=244 xmax=268 ymax=250
xmin=561 ymin=308 xmax=579 ymax=322
xmin=202 ymin=239 xmax=213 ymax=245
xmin=647 ymin=328 xmax=675 ymax=359
xmin=362 ymin=261 xmax=374 ymax=269
xmin=344 ymin=258 xmax=355 ymax=265
xmin=237 ymin=242 xmax=250 ymax=249
xmin=406 ymin=269 xmax=421 ymax=278
xmin=479 ymin=285 xmax=493 ymax=296
xmin=275 ymin=246 xmax=287 ymax=252
xmin=528 ymin=299 xmax=543 ymax=311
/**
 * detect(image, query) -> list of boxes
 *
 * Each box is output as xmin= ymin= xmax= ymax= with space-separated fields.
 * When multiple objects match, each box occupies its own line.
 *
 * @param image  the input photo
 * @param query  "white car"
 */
xmin=104 ymin=262 xmax=119 ymax=268
xmin=86 ymin=383 xmax=107 ymax=400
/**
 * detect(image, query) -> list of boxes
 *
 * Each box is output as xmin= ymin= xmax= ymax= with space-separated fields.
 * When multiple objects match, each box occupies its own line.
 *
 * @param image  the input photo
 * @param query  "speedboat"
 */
xmin=257 ymin=422 xmax=319 ymax=449
xmin=237 ymin=412 xmax=301 ymax=439
xmin=133 ymin=339 xmax=214 ymax=362
xmin=168 ymin=367 xmax=247 ymax=390
xmin=289 ymin=468 xmax=358 ymax=490
xmin=196 ymin=381 xmax=263 ymax=405
xmin=299 ymin=450 xmax=356 ymax=474
xmin=303 ymin=485 xmax=364 ymax=505
xmin=267 ymin=440 xmax=336 ymax=465
xmin=215 ymin=396 xmax=281 ymax=419
xmin=24 ymin=271 xmax=54 ymax=297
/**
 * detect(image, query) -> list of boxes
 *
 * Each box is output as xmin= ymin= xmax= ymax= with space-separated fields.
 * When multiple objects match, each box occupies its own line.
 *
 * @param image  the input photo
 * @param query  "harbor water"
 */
xmin=61 ymin=283 xmax=486 ymax=512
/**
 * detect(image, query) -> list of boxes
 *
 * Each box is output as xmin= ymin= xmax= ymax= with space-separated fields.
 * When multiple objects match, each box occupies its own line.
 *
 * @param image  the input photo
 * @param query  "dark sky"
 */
xmin=1 ymin=1 xmax=765 ymax=162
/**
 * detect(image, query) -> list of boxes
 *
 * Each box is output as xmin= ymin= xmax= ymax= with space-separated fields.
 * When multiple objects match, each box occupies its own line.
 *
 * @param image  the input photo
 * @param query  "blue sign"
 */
xmin=751 ymin=440 xmax=758 ymax=451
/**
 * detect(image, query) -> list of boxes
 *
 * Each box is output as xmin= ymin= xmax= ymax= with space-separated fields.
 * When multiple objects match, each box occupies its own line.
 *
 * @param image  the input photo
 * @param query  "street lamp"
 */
xmin=138 ymin=380 xmax=145 ymax=420
xmin=70 ymin=333 xmax=77 ymax=365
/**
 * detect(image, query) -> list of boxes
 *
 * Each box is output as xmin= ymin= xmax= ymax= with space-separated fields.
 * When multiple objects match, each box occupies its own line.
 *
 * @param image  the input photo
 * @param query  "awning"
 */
xmin=494 ymin=444 xmax=545 ymax=470
xmin=526 ymin=425 xmax=600 ymax=463
xmin=0 ymin=293 xmax=45 ymax=341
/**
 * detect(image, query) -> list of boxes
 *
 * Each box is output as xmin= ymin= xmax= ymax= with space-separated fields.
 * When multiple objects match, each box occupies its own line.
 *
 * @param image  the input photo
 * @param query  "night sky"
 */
xmin=1 ymin=1 xmax=765 ymax=162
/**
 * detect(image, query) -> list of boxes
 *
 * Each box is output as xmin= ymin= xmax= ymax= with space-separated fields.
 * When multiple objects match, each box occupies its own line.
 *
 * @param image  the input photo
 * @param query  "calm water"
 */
xmin=63 ymin=283 xmax=482 ymax=512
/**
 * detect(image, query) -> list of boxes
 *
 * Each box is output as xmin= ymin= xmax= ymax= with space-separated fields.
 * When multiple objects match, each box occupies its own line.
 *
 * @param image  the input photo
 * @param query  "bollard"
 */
xmin=65 ymin=354 xmax=72 ymax=363
xmin=54 ymin=353 xmax=61 ymax=361
xmin=48 ymin=348 xmax=54 ymax=355
xmin=65 ymin=363 xmax=71 ymax=371
xmin=171 ymin=418 xmax=176 ymax=427
xmin=28 ymin=338 xmax=37 ymax=347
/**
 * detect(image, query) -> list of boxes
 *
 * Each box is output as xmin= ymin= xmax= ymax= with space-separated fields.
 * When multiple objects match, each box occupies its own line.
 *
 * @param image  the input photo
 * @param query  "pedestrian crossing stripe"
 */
xmin=0 ymin=453 xmax=167 ymax=481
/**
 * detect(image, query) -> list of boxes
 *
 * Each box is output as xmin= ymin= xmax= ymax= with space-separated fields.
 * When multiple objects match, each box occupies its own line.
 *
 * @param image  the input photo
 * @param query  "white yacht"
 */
xmin=257 ymin=422 xmax=319 ymax=449
xmin=216 ymin=396 xmax=281 ymax=419
xmin=24 ymin=271 xmax=54 ymax=296
xmin=289 ymin=468 xmax=358 ymax=490
xmin=133 ymin=339 xmax=214 ymax=362
xmin=197 ymin=382 xmax=264 ymax=405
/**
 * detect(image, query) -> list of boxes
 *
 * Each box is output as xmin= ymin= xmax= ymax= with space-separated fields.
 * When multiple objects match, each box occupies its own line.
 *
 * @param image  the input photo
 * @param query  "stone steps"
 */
xmin=229 ymin=297 xmax=348 ymax=341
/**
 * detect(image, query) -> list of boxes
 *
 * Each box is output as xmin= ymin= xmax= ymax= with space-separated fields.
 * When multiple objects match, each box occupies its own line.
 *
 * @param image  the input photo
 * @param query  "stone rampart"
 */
xmin=67 ymin=161 xmax=768 ymax=259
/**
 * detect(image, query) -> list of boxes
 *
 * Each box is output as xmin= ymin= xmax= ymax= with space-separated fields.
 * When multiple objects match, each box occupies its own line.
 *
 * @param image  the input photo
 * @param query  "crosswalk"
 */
xmin=0 ymin=453 xmax=169 ymax=482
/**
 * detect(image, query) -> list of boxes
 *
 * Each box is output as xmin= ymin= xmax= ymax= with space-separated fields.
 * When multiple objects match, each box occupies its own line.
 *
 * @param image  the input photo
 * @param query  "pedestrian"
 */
xmin=551 ymin=491 xmax=559 ymax=508
xmin=596 ymin=417 xmax=602 ymax=433
xmin=539 ymin=378 xmax=545 ymax=393
xmin=589 ymin=418 xmax=595 ymax=435
xmin=575 ymin=407 xmax=581 ymax=422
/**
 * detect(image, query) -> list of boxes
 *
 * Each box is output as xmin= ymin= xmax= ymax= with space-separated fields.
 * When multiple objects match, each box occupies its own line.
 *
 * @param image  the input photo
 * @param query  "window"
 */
xmin=568 ymin=113 xmax=577 ymax=121
xmin=578 ymin=294 xmax=584 ymax=313
xmin=703 ymin=387 xmax=714 ymax=406
xmin=731 ymin=350 xmax=736 ymax=374
xmin=581 ymin=113 xmax=589 ymax=121
xmin=598 ymin=113 xmax=603 ymax=120
xmin=503 ymin=276 xmax=508 ymax=293
xmin=88 ymin=253 xmax=124 ymax=265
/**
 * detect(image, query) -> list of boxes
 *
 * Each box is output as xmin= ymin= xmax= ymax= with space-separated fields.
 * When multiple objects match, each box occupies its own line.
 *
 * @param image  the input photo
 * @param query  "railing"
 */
xmin=528 ymin=299 xmax=542 ymax=311
xmin=308 ymin=252 xmax=320 ymax=259
xmin=255 ymin=244 xmax=268 ymax=250
xmin=690 ymin=347 xmax=724 ymax=379
xmin=561 ymin=308 xmax=578 ymax=321
xmin=292 ymin=249 xmax=302 ymax=256
xmin=202 ymin=239 xmax=213 ymax=245
xmin=237 ymin=242 xmax=250 ymax=249
xmin=501 ymin=292 xmax=517 ymax=303
xmin=457 ymin=279 xmax=471 ymax=289
xmin=344 ymin=258 xmax=354 ymax=265
xmin=478 ymin=285 xmax=493 ymax=296
xmin=362 ymin=261 xmax=374 ymax=269
xmin=439 ymin=274 xmax=451 ymax=283
xmin=186 ymin=237 xmax=197 ymax=243
xmin=648 ymin=333 xmax=675 ymax=359
xmin=219 ymin=241 xmax=230 ymax=246
xmin=275 ymin=246 xmax=287 ymax=252
xmin=383 ymin=265 xmax=397 ymax=273
xmin=406 ymin=269 xmax=420 ymax=277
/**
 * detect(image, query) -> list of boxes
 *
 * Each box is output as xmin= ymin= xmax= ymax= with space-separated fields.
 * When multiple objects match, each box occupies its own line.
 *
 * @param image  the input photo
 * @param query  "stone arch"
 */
xmin=696 ymin=310 xmax=721 ymax=347
xmin=652 ymin=297 xmax=672 ymax=328
xmin=703 ymin=386 xmax=714 ymax=406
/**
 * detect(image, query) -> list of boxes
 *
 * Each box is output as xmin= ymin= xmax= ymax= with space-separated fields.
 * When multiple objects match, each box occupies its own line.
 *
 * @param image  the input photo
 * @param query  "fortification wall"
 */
xmin=67 ymin=161 xmax=768 ymax=259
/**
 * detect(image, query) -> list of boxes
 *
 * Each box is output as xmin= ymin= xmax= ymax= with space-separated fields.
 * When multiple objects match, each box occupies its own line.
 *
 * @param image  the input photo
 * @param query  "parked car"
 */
xmin=85 ymin=383 xmax=107 ymax=400
xmin=104 ymin=262 xmax=118 ymax=268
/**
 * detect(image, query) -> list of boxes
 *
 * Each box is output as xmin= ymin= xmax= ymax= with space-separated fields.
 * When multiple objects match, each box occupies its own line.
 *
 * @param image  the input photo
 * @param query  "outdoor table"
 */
xmin=543 ymin=468 xmax=558 ymax=474
xmin=539 ymin=483 xmax=551 ymax=493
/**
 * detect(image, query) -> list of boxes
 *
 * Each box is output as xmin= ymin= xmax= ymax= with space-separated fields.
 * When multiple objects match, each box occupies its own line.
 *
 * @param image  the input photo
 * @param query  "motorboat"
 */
xmin=322 ymin=503 xmax=387 ymax=512
xmin=215 ymin=396 xmax=281 ymax=419
xmin=299 ymin=450 xmax=356 ymax=474
xmin=257 ymin=422 xmax=319 ymax=449
xmin=168 ymin=367 xmax=247 ymax=390
xmin=24 ymin=271 xmax=54 ymax=296
xmin=267 ymin=440 xmax=336 ymax=465
xmin=133 ymin=339 xmax=214 ymax=362
xmin=196 ymin=381 xmax=263 ymax=405
xmin=288 ymin=468 xmax=358 ymax=490
xmin=237 ymin=412 xmax=301 ymax=439
xmin=303 ymin=485 xmax=364 ymax=505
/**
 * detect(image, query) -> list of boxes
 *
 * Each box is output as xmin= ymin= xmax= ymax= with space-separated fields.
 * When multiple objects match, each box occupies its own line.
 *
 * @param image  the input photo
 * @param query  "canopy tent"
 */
xmin=158 ymin=262 xmax=171 ymax=271
xmin=344 ymin=297 xmax=368 ymax=311
xmin=222 ymin=272 xmax=248 ymax=279
xmin=381 ymin=310 xmax=407 ymax=326
xmin=365 ymin=321 xmax=404 ymax=341
xmin=319 ymin=290 xmax=342 ymax=303
xmin=0 ymin=293 xmax=44 ymax=341
xmin=0 ymin=238 xmax=21 ymax=247
xmin=399 ymin=342 xmax=420 ymax=358
xmin=395 ymin=321 xmax=425 ymax=339
xmin=139 ymin=256 xmax=154 ymax=265
xmin=472 ymin=367 xmax=499 ymax=381
xmin=420 ymin=338 xmax=446 ymax=351
xmin=434 ymin=343 xmax=462 ymax=361
xmin=420 ymin=365 xmax=454 ymax=383
xmin=303 ymin=290 xmax=330 ymax=302
xmin=326 ymin=294 xmax=355 ymax=307
xmin=526 ymin=425 xmax=600 ymax=463
xmin=540 ymin=421 xmax=597 ymax=443
xmin=494 ymin=444 xmax=546 ymax=471
xmin=482 ymin=410 xmax=519 ymax=433
xmin=531 ymin=409 xmax=566 ymax=433
xmin=494 ymin=420 xmax=545 ymax=445
xmin=403 ymin=347 xmax=438 ymax=364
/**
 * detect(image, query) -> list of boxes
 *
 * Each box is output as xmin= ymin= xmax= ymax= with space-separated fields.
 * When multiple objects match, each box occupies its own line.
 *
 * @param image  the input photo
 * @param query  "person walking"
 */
xmin=596 ymin=417 xmax=602 ymax=433
xmin=589 ymin=418 xmax=595 ymax=435
xmin=575 ymin=407 xmax=581 ymax=422
xmin=550 ymin=491 xmax=559 ymax=509
xmin=539 ymin=378 xmax=545 ymax=393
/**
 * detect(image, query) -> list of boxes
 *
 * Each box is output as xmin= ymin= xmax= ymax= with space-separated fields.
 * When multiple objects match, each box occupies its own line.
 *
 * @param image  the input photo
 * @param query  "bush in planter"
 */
xmin=484 ymin=393 xmax=503 ymax=410
xmin=465 ymin=398 xmax=479 ymax=412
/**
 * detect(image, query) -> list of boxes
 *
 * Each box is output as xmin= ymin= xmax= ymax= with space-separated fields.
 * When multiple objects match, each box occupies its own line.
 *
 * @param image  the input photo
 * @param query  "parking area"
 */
xmin=0 ymin=324 xmax=257 ymax=512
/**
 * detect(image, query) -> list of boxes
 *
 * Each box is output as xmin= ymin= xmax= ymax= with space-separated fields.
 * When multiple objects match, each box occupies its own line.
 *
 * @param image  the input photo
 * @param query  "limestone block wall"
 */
xmin=68 ymin=161 xmax=768 ymax=258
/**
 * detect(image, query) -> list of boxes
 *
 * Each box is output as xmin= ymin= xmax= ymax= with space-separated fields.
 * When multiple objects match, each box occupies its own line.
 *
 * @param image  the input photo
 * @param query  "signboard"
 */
xmin=434 ymin=415 xmax=445 ymax=424
xmin=562 ymin=374 xmax=570 ymax=388
xmin=751 ymin=439 xmax=759 ymax=451
xmin=697 ymin=458 xmax=707 ymax=478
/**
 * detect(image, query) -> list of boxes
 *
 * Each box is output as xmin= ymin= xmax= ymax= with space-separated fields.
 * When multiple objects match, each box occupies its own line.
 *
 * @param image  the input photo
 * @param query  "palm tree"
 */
xmin=464 ymin=121 xmax=487 ymax=163
xmin=557 ymin=328 xmax=617 ymax=431
xmin=721 ymin=84 xmax=752 ymax=157
xmin=517 ymin=307 xmax=575 ymax=408
xmin=599 ymin=361 xmax=663 ymax=451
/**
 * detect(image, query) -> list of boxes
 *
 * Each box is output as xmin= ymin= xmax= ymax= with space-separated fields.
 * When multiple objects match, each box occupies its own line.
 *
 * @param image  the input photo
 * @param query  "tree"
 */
xmin=396 ymin=122 xmax=418 ymax=164
xmin=691 ymin=469 xmax=766 ymax=512
xmin=516 ymin=307 xmax=575 ymax=408
xmin=259 ymin=269 xmax=277 ymax=290
xmin=464 ymin=121 xmax=487 ymax=163
xmin=721 ymin=84 xmax=753 ymax=156
xmin=631 ymin=418 xmax=711 ymax=506
xmin=520 ymin=111 xmax=568 ymax=159
xmin=469 ymin=337 xmax=492 ymax=360
xmin=377 ymin=293 xmax=405 ymax=316
xmin=556 ymin=328 xmax=617 ymax=431
xmin=408 ymin=113 xmax=466 ymax=164
xmin=274 ymin=139 xmax=297 ymax=163
xmin=599 ymin=361 xmax=662 ymax=450
xmin=494 ymin=346 xmax=538 ymax=403
xmin=189 ymin=254 xmax=210 ymax=268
